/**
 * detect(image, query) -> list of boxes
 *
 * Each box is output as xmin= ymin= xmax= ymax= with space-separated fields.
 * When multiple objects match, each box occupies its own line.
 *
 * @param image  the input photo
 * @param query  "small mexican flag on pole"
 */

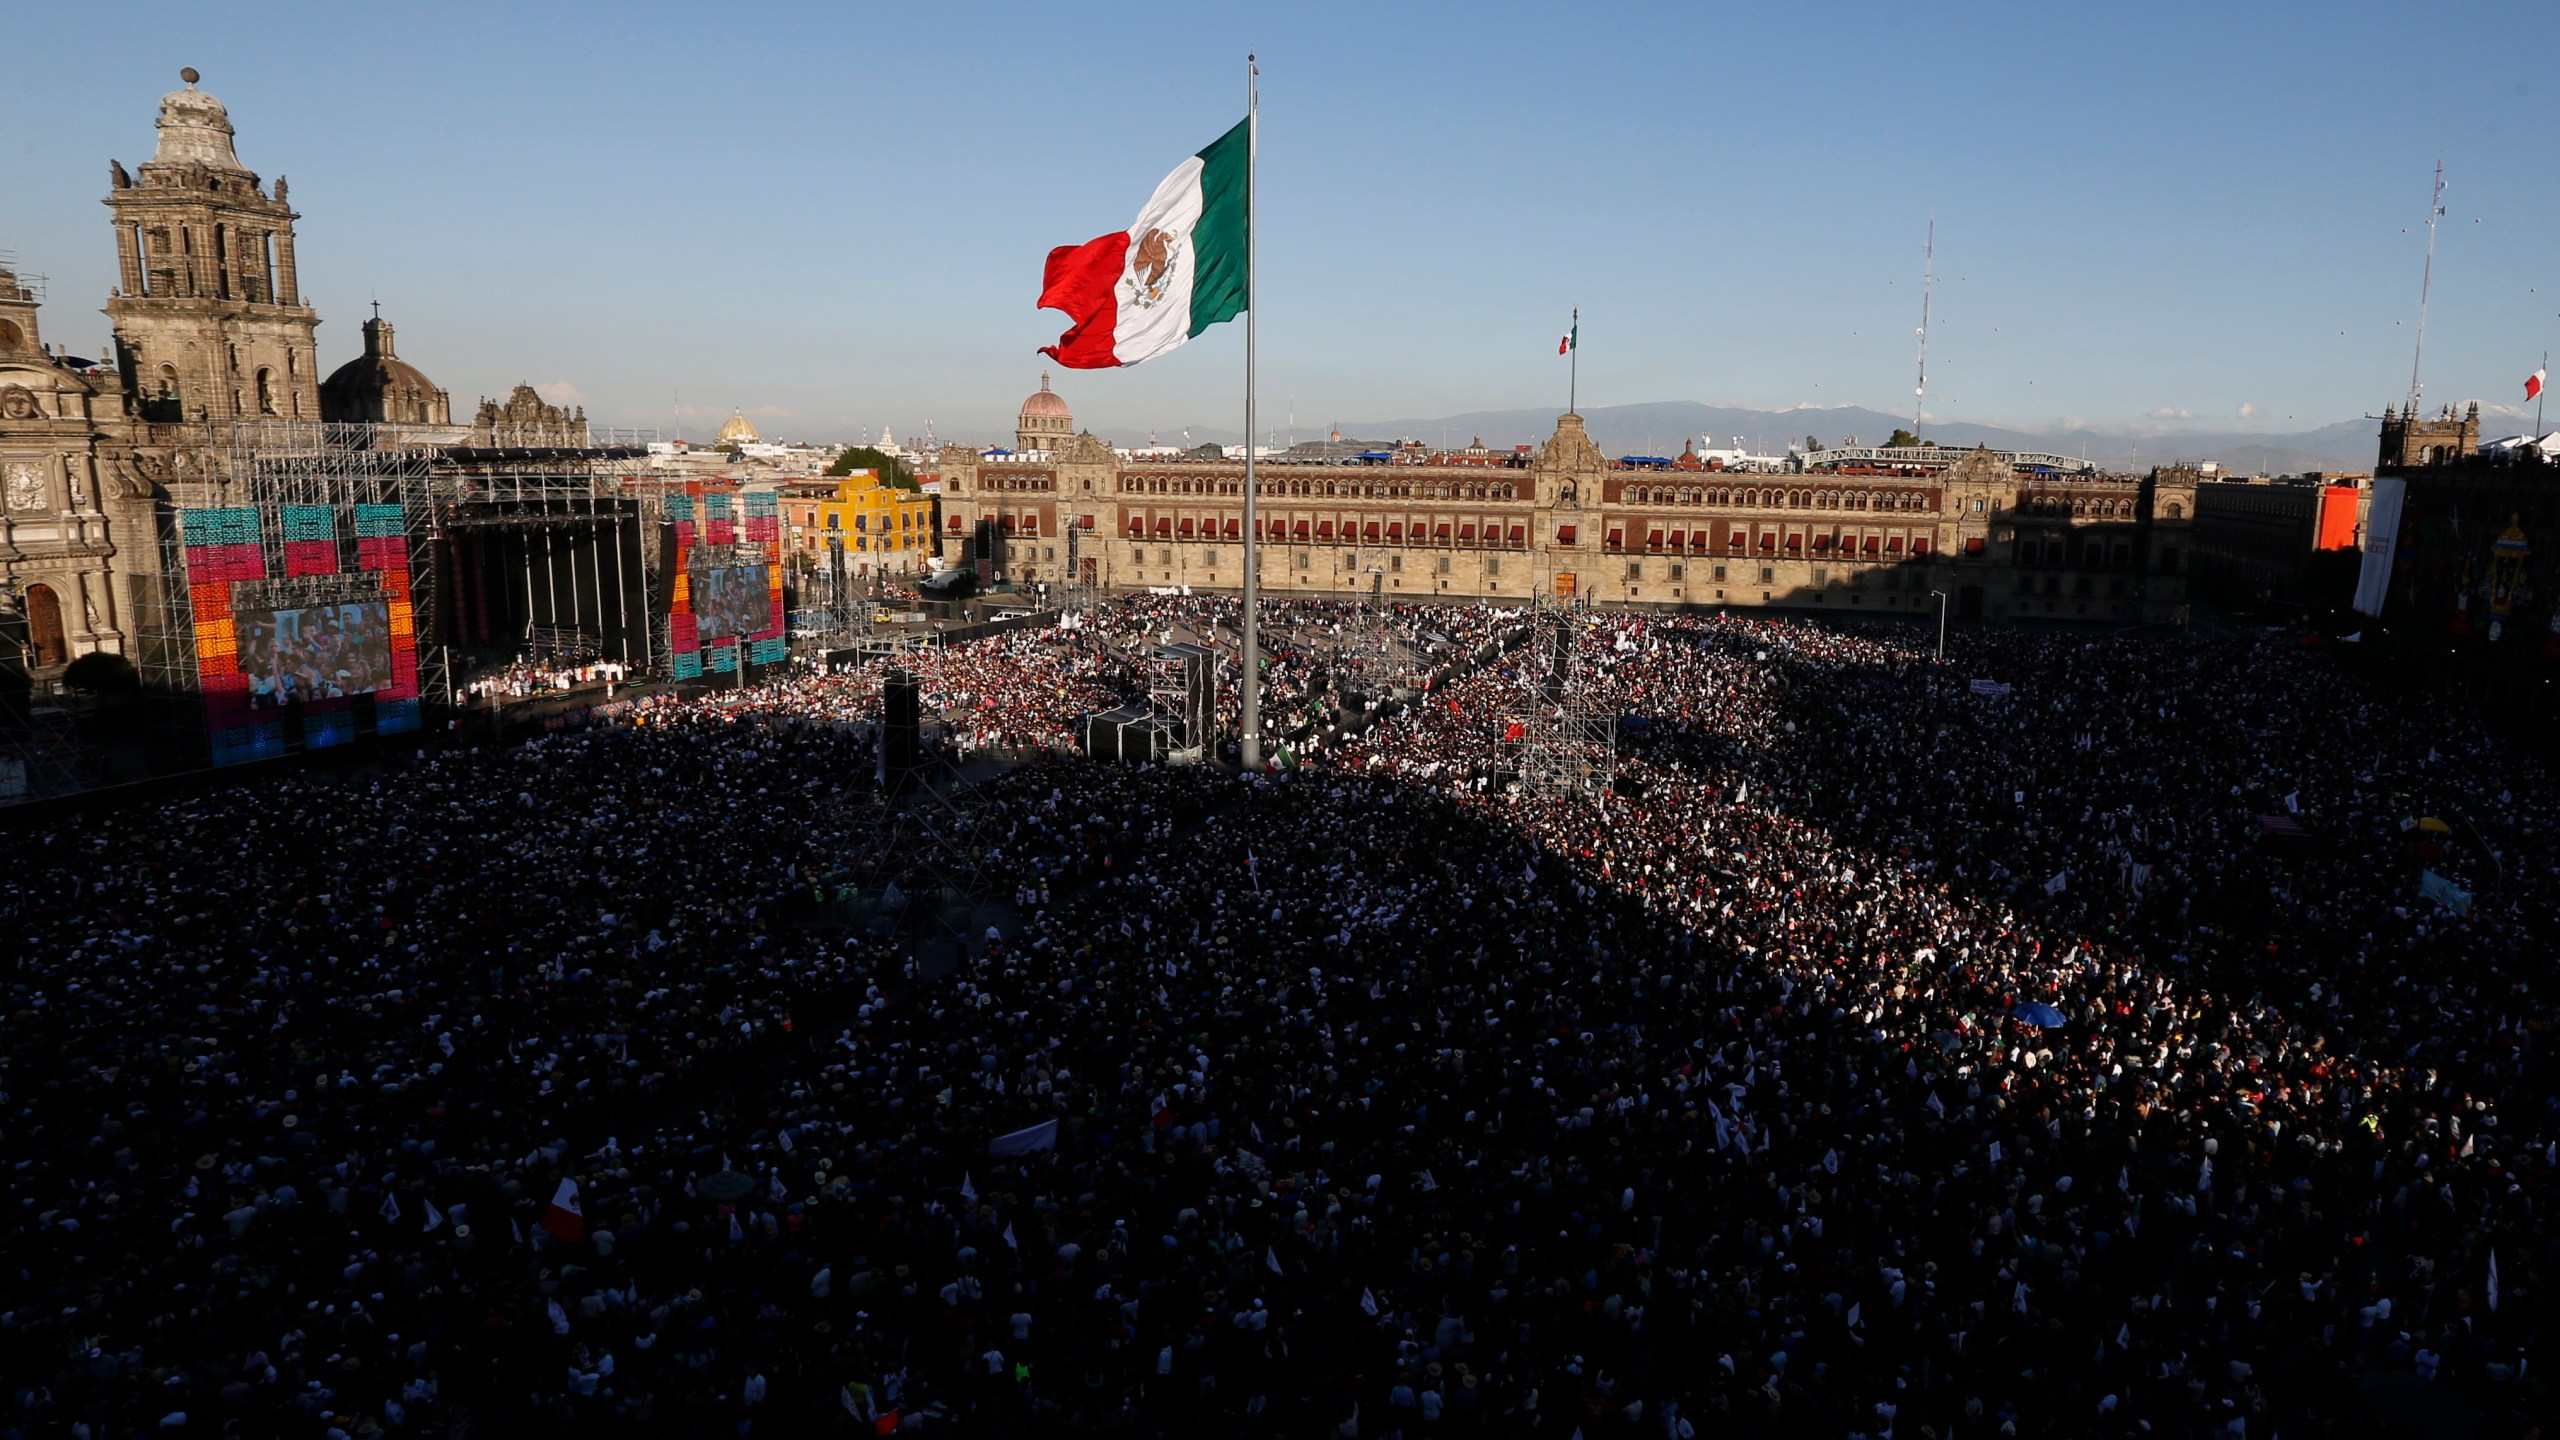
xmin=1560 ymin=308 xmax=1580 ymax=413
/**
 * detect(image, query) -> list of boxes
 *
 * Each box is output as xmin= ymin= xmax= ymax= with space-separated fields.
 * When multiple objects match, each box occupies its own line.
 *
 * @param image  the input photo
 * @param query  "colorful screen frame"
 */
xmin=181 ymin=503 xmax=421 ymax=764
xmin=666 ymin=485 xmax=784 ymax=677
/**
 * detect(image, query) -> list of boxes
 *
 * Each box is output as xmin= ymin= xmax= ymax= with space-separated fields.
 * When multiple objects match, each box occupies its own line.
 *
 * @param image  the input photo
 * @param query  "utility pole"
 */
xmin=1238 ymin=54 xmax=1264 ymax=770
xmin=2410 ymin=161 xmax=2447 ymax=409
xmin=1915 ymin=220 xmax=1935 ymax=442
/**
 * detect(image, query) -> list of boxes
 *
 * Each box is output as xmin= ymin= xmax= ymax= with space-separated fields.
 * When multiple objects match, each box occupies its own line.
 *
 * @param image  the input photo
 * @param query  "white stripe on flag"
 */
xmin=1111 ymin=158 xmax=1207 ymax=365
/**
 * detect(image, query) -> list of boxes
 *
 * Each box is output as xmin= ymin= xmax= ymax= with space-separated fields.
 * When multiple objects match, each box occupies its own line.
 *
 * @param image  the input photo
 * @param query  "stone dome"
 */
xmin=1019 ymin=373 xmax=1070 ymax=421
xmin=320 ymin=313 xmax=450 ymax=426
xmin=152 ymin=68 xmax=245 ymax=171
xmin=1014 ymin=373 xmax=1073 ymax=452
xmin=715 ymin=409 xmax=760 ymax=446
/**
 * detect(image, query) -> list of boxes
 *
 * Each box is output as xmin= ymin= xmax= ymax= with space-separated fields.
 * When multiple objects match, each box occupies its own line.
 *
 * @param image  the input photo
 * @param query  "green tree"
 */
xmin=1884 ymin=427 xmax=1920 ymax=449
xmin=1803 ymin=434 xmax=1822 ymax=453
xmin=61 ymin=651 xmax=141 ymax=695
xmin=828 ymin=445 xmax=917 ymax=489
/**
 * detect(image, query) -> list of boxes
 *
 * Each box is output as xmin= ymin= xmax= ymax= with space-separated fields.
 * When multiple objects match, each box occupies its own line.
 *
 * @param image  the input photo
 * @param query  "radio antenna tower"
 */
xmin=1914 ymin=219 xmax=1936 ymax=441
xmin=2409 ymin=160 xmax=2447 ymax=409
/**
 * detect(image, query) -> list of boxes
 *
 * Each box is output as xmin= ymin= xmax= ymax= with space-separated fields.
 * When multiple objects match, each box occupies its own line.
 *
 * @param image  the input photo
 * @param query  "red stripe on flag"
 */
xmin=1038 ymin=232 xmax=1132 ymax=369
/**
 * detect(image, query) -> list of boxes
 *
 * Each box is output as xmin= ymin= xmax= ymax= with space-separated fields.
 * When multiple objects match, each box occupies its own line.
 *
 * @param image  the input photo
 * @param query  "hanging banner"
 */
xmin=2352 ymin=476 xmax=2406 ymax=618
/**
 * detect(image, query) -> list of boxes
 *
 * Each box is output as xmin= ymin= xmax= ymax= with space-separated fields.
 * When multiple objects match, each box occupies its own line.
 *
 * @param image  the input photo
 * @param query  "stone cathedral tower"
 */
xmin=103 ymin=69 xmax=321 ymax=425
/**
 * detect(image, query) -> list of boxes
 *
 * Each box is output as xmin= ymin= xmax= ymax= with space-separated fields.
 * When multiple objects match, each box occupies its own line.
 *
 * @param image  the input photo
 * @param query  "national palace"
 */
xmin=937 ymin=380 xmax=2199 ymax=625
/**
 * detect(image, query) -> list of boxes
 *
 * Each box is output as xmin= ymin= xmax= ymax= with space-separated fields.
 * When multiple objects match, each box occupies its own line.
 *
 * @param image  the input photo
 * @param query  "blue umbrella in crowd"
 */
xmin=2011 ymin=1001 xmax=2068 ymax=1029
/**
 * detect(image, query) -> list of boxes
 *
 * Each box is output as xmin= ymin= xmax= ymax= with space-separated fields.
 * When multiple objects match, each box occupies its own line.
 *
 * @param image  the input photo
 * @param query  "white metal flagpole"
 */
xmin=1239 ymin=54 xmax=1263 ymax=770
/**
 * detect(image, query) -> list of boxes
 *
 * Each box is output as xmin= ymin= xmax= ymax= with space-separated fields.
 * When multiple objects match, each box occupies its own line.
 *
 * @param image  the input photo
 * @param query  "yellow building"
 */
xmin=799 ymin=472 xmax=935 ymax=576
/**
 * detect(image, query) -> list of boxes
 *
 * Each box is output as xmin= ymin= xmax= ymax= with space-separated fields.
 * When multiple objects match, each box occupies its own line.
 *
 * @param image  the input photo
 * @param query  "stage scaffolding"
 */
xmin=1509 ymin=597 xmax=1615 ymax=805
xmin=1145 ymin=641 xmax=1217 ymax=761
xmin=134 ymin=421 xmax=441 ymax=704
xmin=134 ymin=421 xmax=660 ymax=723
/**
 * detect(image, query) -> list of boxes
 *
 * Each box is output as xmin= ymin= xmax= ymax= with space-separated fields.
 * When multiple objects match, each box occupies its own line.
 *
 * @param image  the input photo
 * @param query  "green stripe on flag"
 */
xmin=1186 ymin=116 xmax=1251 ymax=338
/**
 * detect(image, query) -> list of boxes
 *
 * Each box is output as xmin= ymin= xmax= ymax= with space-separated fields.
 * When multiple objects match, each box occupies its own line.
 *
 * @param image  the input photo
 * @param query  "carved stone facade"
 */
xmin=470 ymin=384 xmax=588 ymax=447
xmin=0 ymin=259 xmax=154 ymax=665
xmin=937 ymin=384 xmax=2193 ymax=624
xmin=104 ymin=70 xmax=322 ymax=426
xmin=0 ymin=69 xmax=458 ymax=677
xmin=2378 ymin=401 xmax=2480 ymax=469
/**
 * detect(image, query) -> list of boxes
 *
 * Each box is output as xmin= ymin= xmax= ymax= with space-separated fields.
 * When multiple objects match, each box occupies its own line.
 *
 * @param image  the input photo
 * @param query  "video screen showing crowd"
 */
xmin=691 ymin=562 xmax=773 ymax=641
xmin=5 ymin=594 xmax=2551 ymax=1437
xmin=237 ymin=600 xmax=394 ymax=708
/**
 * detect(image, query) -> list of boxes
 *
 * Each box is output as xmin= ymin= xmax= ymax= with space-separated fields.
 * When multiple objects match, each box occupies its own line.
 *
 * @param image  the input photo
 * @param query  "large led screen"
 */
xmin=237 ymin=600 xmax=394 ymax=708
xmin=692 ymin=563 xmax=772 ymax=641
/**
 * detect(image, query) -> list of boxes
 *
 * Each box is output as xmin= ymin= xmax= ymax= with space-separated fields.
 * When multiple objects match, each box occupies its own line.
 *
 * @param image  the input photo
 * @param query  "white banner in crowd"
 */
xmin=2352 ymin=476 xmax=2406 ymax=617
xmin=987 ymin=1119 xmax=1060 ymax=1157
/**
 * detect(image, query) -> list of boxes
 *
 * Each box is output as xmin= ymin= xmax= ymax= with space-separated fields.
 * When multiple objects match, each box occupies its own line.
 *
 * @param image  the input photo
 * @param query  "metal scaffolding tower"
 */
xmin=1508 ymin=596 xmax=1614 ymax=804
xmin=133 ymin=420 xmax=660 ymax=728
xmin=132 ymin=420 xmax=445 ymax=704
xmin=1146 ymin=641 xmax=1217 ymax=761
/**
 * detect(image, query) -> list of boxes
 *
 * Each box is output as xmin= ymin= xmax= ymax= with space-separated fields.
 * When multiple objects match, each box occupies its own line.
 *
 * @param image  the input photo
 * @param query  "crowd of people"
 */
xmin=455 ymin=651 xmax=632 ymax=708
xmin=3 ymin=598 xmax=2553 ymax=1438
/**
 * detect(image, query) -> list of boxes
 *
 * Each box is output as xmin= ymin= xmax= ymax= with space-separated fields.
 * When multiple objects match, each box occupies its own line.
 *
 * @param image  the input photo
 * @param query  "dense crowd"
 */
xmin=455 ymin=652 xmax=631 ymax=706
xmin=3 ymin=600 xmax=2553 ymax=1438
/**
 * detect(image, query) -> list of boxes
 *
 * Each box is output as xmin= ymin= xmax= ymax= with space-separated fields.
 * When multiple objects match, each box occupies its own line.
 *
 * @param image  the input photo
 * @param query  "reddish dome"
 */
xmin=1019 ymin=373 xmax=1070 ymax=420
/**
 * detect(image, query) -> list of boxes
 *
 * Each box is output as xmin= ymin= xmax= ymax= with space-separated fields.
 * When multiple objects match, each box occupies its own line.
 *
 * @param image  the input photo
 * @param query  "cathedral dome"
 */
xmin=1018 ymin=373 xmax=1070 ymax=422
xmin=319 ymin=313 xmax=449 ymax=426
xmin=152 ymin=68 xmax=245 ymax=171
xmin=715 ymin=409 xmax=760 ymax=446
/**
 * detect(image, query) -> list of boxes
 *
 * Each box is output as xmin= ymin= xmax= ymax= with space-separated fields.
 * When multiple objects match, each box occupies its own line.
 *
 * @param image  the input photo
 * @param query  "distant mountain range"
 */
xmin=1150 ymin=401 xmax=2412 ymax=475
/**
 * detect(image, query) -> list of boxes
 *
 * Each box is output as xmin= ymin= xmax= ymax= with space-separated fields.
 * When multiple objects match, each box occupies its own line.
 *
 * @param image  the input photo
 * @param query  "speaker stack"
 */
xmin=879 ymin=667 xmax=921 ymax=791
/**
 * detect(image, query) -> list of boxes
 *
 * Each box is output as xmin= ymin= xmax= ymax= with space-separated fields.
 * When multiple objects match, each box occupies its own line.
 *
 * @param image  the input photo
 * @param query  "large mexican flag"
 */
xmin=1038 ymin=117 xmax=1250 ymax=369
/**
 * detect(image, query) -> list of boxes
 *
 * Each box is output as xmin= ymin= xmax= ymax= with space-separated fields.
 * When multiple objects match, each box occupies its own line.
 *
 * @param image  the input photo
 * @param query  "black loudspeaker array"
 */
xmin=879 ymin=668 xmax=922 ymax=791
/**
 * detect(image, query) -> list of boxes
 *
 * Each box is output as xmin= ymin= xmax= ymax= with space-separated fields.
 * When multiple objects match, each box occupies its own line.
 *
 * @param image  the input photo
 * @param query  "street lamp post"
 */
xmin=1928 ymin=588 xmax=1948 ymax=663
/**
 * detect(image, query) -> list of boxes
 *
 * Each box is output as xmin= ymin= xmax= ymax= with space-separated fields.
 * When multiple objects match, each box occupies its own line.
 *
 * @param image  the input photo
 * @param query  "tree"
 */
xmin=1803 ymin=434 xmax=1822 ymax=453
xmin=61 ymin=651 xmax=140 ymax=695
xmin=828 ymin=445 xmax=917 ymax=489
xmin=1884 ymin=428 xmax=1921 ymax=449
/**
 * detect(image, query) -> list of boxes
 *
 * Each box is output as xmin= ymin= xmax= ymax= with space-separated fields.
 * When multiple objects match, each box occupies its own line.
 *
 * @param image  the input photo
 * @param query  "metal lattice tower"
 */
xmin=1508 ymin=596 xmax=1614 ymax=805
xmin=132 ymin=421 xmax=448 ymax=705
xmin=133 ymin=419 xmax=664 ymax=725
xmin=1147 ymin=641 xmax=1217 ymax=761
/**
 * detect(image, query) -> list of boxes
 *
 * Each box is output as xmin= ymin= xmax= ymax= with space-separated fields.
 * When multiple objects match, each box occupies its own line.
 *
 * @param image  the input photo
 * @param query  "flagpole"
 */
xmin=1569 ymin=306 xmax=1578 ymax=414
xmin=2539 ymin=349 xmax=2548 ymax=437
xmin=1238 ymin=54 xmax=1263 ymax=771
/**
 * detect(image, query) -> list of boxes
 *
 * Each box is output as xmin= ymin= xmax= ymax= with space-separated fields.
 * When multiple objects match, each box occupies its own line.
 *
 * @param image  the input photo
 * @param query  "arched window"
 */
xmin=157 ymin=364 xmax=179 ymax=398
xmin=2164 ymin=502 xmax=2184 ymax=520
xmin=23 ymin=584 xmax=67 ymax=667
xmin=256 ymin=368 xmax=275 ymax=415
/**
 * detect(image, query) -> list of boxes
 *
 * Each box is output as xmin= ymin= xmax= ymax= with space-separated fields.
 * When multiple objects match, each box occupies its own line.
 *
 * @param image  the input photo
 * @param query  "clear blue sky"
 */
xmin=5 ymin=0 xmax=2554 ymax=447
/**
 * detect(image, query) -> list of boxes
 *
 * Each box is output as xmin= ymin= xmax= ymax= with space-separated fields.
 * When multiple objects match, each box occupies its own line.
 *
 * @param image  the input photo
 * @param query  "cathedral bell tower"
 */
xmin=103 ymin=69 xmax=321 ymax=425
